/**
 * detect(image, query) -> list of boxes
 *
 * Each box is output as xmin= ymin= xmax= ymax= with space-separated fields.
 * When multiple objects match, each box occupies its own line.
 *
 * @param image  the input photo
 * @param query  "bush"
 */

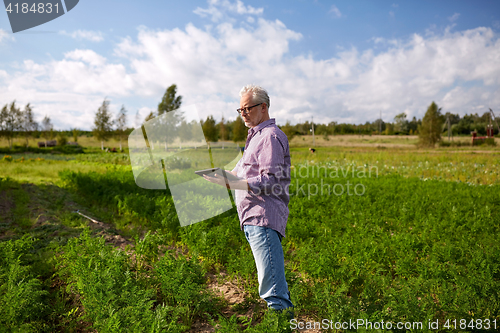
xmin=56 ymin=228 xmax=175 ymax=333
xmin=57 ymin=132 xmax=68 ymax=146
xmin=155 ymin=252 xmax=220 ymax=326
xmin=471 ymin=138 xmax=497 ymax=146
xmin=0 ymin=235 xmax=49 ymax=330
xmin=438 ymin=140 xmax=470 ymax=147
xmin=484 ymin=138 xmax=496 ymax=146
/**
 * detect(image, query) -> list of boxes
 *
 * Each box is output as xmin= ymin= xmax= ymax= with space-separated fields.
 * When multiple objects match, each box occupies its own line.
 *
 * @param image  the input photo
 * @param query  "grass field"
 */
xmin=0 ymin=135 xmax=499 ymax=332
xmin=2 ymin=133 xmax=499 ymax=151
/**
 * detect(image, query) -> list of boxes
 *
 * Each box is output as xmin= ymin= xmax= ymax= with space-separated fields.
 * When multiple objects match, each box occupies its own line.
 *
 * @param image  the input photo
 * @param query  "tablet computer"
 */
xmin=194 ymin=168 xmax=242 ymax=182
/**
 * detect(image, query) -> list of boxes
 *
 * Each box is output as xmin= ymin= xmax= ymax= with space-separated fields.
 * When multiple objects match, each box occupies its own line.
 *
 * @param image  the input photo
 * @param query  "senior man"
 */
xmin=204 ymin=84 xmax=294 ymax=315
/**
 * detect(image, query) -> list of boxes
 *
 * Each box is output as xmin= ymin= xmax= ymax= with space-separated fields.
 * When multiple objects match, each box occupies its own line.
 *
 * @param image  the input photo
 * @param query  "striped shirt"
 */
xmin=232 ymin=118 xmax=291 ymax=237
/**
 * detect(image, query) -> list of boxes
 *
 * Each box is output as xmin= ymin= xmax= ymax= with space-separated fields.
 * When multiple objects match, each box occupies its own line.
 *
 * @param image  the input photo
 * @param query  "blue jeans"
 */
xmin=243 ymin=225 xmax=294 ymax=311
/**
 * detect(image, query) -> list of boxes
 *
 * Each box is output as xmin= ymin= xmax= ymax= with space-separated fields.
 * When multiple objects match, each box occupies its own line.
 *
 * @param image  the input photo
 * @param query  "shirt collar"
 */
xmin=247 ymin=118 xmax=276 ymax=136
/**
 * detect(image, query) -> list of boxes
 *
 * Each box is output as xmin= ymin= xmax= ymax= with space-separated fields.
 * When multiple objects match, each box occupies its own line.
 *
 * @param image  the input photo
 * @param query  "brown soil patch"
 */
xmin=188 ymin=319 xmax=215 ymax=333
xmin=95 ymin=229 xmax=132 ymax=251
xmin=187 ymin=271 xmax=258 ymax=333
xmin=207 ymin=271 xmax=256 ymax=311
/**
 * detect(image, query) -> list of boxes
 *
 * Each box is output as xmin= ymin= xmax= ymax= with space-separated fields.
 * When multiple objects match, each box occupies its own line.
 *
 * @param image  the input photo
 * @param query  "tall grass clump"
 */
xmin=155 ymin=252 xmax=222 ymax=327
xmin=56 ymin=229 xmax=224 ymax=332
xmin=0 ymin=235 xmax=49 ymax=331
xmin=55 ymin=228 xmax=176 ymax=333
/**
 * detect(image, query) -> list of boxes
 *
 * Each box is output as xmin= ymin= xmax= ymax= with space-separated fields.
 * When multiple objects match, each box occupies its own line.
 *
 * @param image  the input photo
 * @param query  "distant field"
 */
xmin=290 ymin=134 xmax=500 ymax=150
xmin=1 ymin=133 xmax=499 ymax=151
xmin=0 ymin=135 xmax=129 ymax=150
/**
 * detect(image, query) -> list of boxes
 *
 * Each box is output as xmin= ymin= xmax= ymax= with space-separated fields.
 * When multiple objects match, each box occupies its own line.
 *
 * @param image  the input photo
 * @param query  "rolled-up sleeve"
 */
xmin=246 ymin=134 xmax=288 ymax=195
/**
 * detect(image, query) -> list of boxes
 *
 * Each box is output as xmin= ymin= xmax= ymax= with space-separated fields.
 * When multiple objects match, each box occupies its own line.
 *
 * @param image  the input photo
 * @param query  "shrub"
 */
xmin=438 ymin=140 xmax=469 ymax=147
xmin=56 ymin=228 xmax=175 ymax=333
xmin=0 ymin=235 xmax=49 ymax=330
xmin=57 ymin=132 xmax=68 ymax=146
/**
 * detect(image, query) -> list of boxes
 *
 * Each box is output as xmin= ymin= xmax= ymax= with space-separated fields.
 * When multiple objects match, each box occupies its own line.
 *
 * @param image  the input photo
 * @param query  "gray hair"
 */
xmin=239 ymin=84 xmax=270 ymax=109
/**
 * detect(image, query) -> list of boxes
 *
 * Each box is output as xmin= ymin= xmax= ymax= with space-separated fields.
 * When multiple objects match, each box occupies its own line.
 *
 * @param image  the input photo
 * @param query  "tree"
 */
xmin=22 ymin=103 xmax=38 ymax=147
xmin=57 ymin=131 xmax=67 ymax=146
xmin=373 ymin=119 xmax=385 ymax=134
xmin=155 ymin=84 xmax=183 ymax=149
xmin=144 ymin=111 xmax=155 ymax=123
xmin=232 ymin=115 xmax=247 ymax=142
xmin=418 ymin=102 xmax=444 ymax=147
xmin=329 ymin=121 xmax=337 ymax=135
xmin=93 ymin=99 xmax=114 ymax=150
xmin=280 ymin=121 xmax=296 ymax=141
xmin=71 ymin=128 xmax=79 ymax=142
xmin=41 ymin=115 xmax=53 ymax=147
xmin=115 ymin=105 xmax=127 ymax=151
xmin=218 ymin=116 xmax=229 ymax=141
xmin=384 ymin=123 xmax=394 ymax=135
xmin=1 ymin=101 xmax=23 ymax=149
xmin=408 ymin=116 xmax=420 ymax=134
xmin=394 ymin=112 xmax=409 ymax=134
xmin=202 ymin=115 xmax=218 ymax=143
xmin=0 ymin=104 xmax=7 ymax=146
xmin=158 ymin=84 xmax=182 ymax=115
xmin=178 ymin=120 xmax=192 ymax=145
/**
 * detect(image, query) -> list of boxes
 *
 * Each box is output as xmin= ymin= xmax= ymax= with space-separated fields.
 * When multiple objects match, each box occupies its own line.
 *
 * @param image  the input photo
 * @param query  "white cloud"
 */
xmin=113 ymin=23 xmax=500 ymax=125
xmin=371 ymin=37 xmax=400 ymax=48
xmin=64 ymin=49 xmax=107 ymax=67
xmin=449 ymin=13 xmax=460 ymax=22
xmin=194 ymin=0 xmax=263 ymax=22
xmin=329 ymin=5 xmax=342 ymax=18
xmin=1 ymin=1 xmax=499 ymax=129
xmin=59 ymin=29 xmax=104 ymax=42
xmin=0 ymin=29 xmax=14 ymax=43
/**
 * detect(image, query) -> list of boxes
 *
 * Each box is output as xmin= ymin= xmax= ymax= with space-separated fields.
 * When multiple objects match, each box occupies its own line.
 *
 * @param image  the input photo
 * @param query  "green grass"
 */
xmin=286 ymin=170 xmax=500 ymax=325
xmin=290 ymin=147 xmax=500 ymax=185
xmin=0 ymin=157 xmax=110 ymax=184
xmin=1 ymin=146 xmax=499 ymax=332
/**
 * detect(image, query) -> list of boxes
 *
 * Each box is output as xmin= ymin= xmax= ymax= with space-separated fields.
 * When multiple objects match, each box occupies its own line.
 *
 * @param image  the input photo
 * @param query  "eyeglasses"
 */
xmin=236 ymin=103 xmax=262 ymax=115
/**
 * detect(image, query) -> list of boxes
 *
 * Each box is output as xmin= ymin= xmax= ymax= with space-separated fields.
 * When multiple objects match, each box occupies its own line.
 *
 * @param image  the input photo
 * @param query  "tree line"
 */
xmin=1 ymin=84 xmax=497 ymax=150
xmin=84 ymin=84 xmax=250 ymax=149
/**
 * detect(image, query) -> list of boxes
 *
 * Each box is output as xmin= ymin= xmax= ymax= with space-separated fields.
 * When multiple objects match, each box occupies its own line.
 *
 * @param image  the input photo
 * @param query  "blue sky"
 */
xmin=1 ymin=0 xmax=499 ymax=130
